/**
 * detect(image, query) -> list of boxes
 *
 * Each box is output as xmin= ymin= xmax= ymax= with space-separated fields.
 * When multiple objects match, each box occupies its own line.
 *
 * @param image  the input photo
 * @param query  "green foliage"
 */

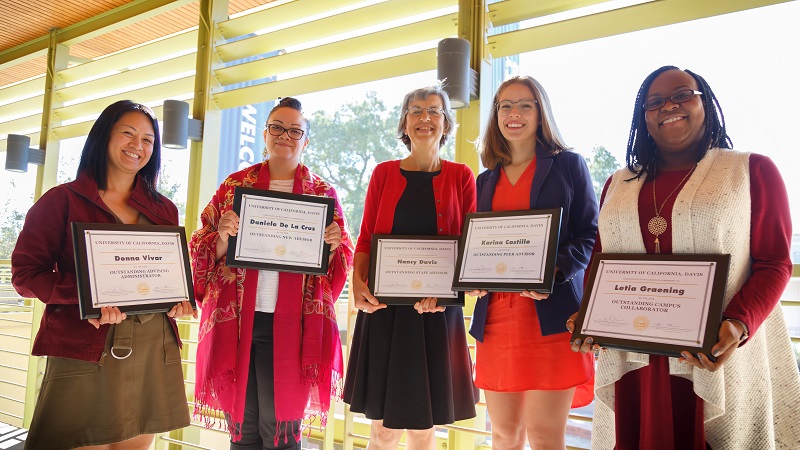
xmin=0 ymin=180 xmax=29 ymax=259
xmin=157 ymin=171 xmax=186 ymax=225
xmin=585 ymin=145 xmax=621 ymax=202
xmin=303 ymin=92 xmax=407 ymax=237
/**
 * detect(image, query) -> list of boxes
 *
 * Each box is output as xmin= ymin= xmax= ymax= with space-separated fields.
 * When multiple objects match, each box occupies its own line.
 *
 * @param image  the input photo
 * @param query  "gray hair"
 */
xmin=396 ymin=85 xmax=457 ymax=150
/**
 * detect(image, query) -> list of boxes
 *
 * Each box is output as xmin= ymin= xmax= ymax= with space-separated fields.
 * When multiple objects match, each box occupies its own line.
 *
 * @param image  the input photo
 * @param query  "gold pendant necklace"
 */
xmin=647 ymin=165 xmax=697 ymax=253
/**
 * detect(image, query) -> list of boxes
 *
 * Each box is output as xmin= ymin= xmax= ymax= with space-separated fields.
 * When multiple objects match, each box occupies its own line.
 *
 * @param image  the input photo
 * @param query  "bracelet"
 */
xmin=724 ymin=318 xmax=749 ymax=343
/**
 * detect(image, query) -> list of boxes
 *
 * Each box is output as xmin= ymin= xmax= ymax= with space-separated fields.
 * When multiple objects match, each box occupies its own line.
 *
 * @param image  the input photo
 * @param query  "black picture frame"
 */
xmin=71 ymin=222 xmax=196 ymax=319
xmin=571 ymin=253 xmax=730 ymax=359
xmin=452 ymin=208 xmax=562 ymax=293
xmin=368 ymin=235 xmax=464 ymax=307
xmin=226 ymin=187 xmax=334 ymax=275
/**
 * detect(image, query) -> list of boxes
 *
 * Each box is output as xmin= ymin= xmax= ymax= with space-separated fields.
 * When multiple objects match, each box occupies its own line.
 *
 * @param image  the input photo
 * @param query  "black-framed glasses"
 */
xmin=643 ymin=90 xmax=702 ymax=111
xmin=406 ymin=106 xmax=444 ymax=117
xmin=266 ymin=123 xmax=305 ymax=140
xmin=496 ymin=99 xmax=538 ymax=114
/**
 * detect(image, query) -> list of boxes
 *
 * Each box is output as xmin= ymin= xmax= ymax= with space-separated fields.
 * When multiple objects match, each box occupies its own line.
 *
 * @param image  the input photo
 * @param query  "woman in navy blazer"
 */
xmin=468 ymin=76 xmax=598 ymax=449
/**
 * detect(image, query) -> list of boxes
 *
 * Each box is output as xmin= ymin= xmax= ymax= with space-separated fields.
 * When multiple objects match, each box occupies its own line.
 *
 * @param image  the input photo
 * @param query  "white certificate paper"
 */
xmin=233 ymin=192 xmax=329 ymax=270
xmin=372 ymin=237 xmax=459 ymax=300
xmin=581 ymin=259 xmax=719 ymax=347
xmin=458 ymin=213 xmax=553 ymax=284
xmin=83 ymin=230 xmax=191 ymax=307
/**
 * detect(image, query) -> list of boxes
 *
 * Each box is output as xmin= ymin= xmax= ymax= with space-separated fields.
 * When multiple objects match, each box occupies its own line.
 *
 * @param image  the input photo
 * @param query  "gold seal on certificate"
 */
xmin=226 ymin=187 xmax=334 ymax=274
xmin=572 ymin=253 xmax=730 ymax=358
xmin=368 ymin=235 xmax=464 ymax=306
xmin=452 ymin=208 xmax=562 ymax=293
xmin=71 ymin=223 xmax=196 ymax=320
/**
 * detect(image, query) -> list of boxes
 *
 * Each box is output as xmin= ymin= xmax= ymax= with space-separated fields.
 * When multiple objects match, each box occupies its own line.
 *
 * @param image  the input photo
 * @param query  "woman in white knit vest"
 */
xmin=567 ymin=66 xmax=800 ymax=449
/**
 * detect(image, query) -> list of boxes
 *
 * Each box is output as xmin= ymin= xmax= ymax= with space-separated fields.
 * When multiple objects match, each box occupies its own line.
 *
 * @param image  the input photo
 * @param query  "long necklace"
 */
xmin=647 ymin=165 xmax=697 ymax=253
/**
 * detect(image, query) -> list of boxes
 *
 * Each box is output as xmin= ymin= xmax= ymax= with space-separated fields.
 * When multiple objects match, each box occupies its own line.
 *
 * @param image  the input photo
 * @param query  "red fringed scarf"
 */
xmin=190 ymin=163 xmax=354 ymax=444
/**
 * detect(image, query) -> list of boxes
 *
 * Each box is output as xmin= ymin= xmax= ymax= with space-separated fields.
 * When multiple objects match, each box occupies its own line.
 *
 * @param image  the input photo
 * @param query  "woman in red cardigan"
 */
xmin=343 ymin=85 xmax=478 ymax=449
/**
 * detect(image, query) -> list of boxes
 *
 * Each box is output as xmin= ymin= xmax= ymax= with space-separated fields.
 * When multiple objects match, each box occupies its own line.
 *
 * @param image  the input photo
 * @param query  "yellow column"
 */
xmin=23 ymin=28 xmax=69 ymax=429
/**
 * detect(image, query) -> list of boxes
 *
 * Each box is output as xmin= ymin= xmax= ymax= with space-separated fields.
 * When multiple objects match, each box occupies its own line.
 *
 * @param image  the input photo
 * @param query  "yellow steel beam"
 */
xmin=488 ymin=0 xmax=793 ymax=59
xmin=212 ymin=49 xmax=437 ymax=111
xmin=0 ymin=96 xmax=43 ymax=124
xmin=55 ymin=53 xmax=196 ymax=103
xmin=57 ymin=30 xmax=198 ymax=84
xmin=0 ymin=115 xmax=41 ymax=137
xmin=488 ymin=0 xmax=615 ymax=28
xmin=215 ymin=0 xmax=456 ymax=63
xmin=184 ymin=0 xmax=227 ymax=235
xmin=217 ymin=0 xmax=370 ymax=39
xmin=0 ymin=78 xmax=45 ymax=102
xmin=50 ymin=76 xmax=195 ymax=122
xmin=215 ymin=14 xmax=457 ymax=87
xmin=0 ymin=0 xmax=189 ymax=68
xmin=46 ymin=102 xmax=192 ymax=142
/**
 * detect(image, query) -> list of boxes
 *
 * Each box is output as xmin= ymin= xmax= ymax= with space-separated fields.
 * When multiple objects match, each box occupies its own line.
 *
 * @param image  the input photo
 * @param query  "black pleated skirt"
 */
xmin=343 ymin=304 xmax=478 ymax=429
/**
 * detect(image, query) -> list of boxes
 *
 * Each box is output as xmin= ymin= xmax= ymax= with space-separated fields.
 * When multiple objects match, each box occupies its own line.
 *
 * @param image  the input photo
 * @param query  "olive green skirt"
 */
xmin=24 ymin=313 xmax=190 ymax=450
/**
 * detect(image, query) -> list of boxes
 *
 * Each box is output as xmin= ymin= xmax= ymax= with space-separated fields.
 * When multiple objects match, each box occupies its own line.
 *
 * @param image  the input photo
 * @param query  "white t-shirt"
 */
xmin=254 ymin=178 xmax=294 ymax=313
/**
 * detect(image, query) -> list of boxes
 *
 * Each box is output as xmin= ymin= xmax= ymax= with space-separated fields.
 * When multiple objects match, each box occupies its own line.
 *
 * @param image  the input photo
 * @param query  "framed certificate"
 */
xmin=71 ymin=223 xmax=196 ymax=319
xmin=452 ymin=209 xmax=562 ymax=293
xmin=227 ymin=187 xmax=334 ymax=274
xmin=572 ymin=253 xmax=730 ymax=359
xmin=369 ymin=235 xmax=464 ymax=306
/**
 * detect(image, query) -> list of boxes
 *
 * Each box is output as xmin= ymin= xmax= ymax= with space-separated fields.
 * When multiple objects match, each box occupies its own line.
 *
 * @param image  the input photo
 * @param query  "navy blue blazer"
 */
xmin=469 ymin=149 xmax=598 ymax=339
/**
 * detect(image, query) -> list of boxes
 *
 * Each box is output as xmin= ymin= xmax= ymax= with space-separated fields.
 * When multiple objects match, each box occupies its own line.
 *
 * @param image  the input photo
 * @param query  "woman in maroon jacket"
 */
xmin=343 ymin=86 xmax=478 ymax=450
xmin=12 ymin=100 xmax=194 ymax=450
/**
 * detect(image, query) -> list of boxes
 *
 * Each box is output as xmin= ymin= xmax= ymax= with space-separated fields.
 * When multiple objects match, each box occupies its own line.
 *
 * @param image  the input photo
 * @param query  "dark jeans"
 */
xmin=229 ymin=312 xmax=301 ymax=450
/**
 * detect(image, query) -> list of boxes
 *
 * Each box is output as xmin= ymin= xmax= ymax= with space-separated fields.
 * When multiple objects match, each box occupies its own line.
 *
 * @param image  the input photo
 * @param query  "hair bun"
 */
xmin=277 ymin=96 xmax=302 ymax=111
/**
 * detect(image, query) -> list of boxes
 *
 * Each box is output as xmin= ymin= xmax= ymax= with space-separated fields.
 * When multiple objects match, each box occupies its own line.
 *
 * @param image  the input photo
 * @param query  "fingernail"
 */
xmin=712 ymin=349 xmax=721 ymax=357
xmin=585 ymin=338 xmax=593 ymax=345
xmin=682 ymin=352 xmax=690 ymax=359
xmin=574 ymin=339 xmax=581 ymax=346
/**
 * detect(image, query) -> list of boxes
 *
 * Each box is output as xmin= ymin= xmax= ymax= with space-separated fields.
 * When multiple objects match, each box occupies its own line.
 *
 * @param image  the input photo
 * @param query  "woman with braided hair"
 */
xmin=568 ymin=66 xmax=800 ymax=449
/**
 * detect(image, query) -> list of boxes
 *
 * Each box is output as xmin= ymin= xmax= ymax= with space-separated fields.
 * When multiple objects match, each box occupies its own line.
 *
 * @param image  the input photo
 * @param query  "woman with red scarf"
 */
xmin=190 ymin=97 xmax=354 ymax=450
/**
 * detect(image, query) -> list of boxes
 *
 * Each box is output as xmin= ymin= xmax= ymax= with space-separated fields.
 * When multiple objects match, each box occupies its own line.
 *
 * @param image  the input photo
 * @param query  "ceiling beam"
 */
xmin=488 ymin=0 xmax=792 ymax=58
xmin=215 ymin=0 xmax=455 ymax=63
xmin=0 ymin=0 xmax=191 ymax=68
xmin=212 ymin=49 xmax=437 ymax=111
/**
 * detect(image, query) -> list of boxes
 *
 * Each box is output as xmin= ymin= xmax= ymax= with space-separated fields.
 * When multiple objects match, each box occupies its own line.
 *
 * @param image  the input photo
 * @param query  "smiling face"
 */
xmin=496 ymin=82 xmax=540 ymax=150
xmin=645 ymin=69 xmax=706 ymax=162
xmin=263 ymin=106 xmax=308 ymax=165
xmin=403 ymin=94 xmax=447 ymax=151
xmin=105 ymin=111 xmax=155 ymax=179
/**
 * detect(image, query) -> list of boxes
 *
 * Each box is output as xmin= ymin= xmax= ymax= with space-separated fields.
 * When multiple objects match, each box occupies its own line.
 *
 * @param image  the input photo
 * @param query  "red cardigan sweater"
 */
xmin=356 ymin=159 xmax=476 ymax=253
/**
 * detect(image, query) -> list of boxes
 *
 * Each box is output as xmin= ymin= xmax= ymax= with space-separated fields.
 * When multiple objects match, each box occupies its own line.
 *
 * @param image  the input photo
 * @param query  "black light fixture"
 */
xmin=437 ymin=38 xmax=478 ymax=109
xmin=4 ymin=134 xmax=44 ymax=173
xmin=162 ymin=99 xmax=203 ymax=149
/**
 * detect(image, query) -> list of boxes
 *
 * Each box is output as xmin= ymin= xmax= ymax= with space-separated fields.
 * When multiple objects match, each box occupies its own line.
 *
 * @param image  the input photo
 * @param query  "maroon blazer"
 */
xmin=11 ymin=172 xmax=181 ymax=362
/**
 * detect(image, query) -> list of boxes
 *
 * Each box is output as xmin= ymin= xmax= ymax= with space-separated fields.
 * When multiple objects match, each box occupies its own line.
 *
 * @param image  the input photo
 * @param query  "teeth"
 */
xmin=123 ymin=150 xmax=140 ymax=159
xmin=507 ymin=123 xmax=523 ymax=128
xmin=662 ymin=116 xmax=684 ymax=125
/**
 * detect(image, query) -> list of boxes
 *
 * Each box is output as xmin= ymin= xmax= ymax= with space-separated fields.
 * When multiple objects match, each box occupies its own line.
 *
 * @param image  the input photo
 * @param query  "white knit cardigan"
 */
xmin=593 ymin=148 xmax=800 ymax=449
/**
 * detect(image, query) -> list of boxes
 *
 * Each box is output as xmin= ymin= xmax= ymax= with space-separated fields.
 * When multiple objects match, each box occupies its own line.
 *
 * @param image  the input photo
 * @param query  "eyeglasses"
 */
xmin=406 ymin=106 xmax=444 ymax=117
xmin=642 ymin=90 xmax=702 ymax=111
xmin=266 ymin=123 xmax=305 ymax=140
xmin=496 ymin=99 xmax=538 ymax=114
